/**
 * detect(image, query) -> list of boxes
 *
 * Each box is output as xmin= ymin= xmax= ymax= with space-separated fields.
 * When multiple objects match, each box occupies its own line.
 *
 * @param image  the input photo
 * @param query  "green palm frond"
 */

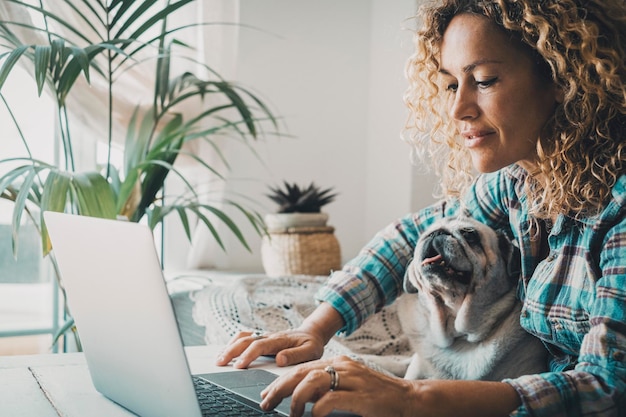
xmin=0 ymin=0 xmax=281 ymax=296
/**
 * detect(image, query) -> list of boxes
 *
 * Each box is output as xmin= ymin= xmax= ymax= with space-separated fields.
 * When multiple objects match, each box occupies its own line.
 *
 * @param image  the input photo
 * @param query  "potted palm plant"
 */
xmin=264 ymin=181 xmax=337 ymax=230
xmin=261 ymin=181 xmax=340 ymax=277
xmin=0 ymin=0 xmax=278 ymax=347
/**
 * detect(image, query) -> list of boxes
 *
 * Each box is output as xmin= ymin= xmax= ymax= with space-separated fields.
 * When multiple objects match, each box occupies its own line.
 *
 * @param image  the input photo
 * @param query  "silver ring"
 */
xmin=324 ymin=365 xmax=339 ymax=391
xmin=251 ymin=331 xmax=265 ymax=341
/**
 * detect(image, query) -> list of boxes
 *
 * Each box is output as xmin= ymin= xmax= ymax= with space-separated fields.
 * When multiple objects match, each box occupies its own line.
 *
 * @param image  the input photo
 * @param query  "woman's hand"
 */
xmin=258 ymin=356 xmax=522 ymax=417
xmin=260 ymin=355 xmax=415 ymax=417
xmin=215 ymin=302 xmax=345 ymax=368
xmin=215 ymin=328 xmax=327 ymax=368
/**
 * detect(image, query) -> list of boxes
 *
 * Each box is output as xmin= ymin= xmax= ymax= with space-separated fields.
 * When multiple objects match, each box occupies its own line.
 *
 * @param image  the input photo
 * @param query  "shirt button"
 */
xmin=554 ymin=322 xmax=564 ymax=331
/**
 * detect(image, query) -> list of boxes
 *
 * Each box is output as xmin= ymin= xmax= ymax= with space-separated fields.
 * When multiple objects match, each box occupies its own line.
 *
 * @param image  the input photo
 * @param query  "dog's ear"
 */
xmin=496 ymin=230 xmax=521 ymax=279
xmin=403 ymin=260 xmax=419 ymax=294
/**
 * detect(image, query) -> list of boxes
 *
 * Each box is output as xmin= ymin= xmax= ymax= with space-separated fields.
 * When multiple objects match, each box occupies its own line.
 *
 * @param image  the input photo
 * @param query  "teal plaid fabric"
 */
xmin=316 ymin=164 xmax=626 ymax=416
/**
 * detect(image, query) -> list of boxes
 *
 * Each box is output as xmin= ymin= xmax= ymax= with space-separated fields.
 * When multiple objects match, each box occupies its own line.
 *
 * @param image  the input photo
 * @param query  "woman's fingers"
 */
xmin=275 ymin=340 xmax=324 ymax=366
xmin=260 ymin=364 xmax=325 ymax=414
xmin=215 ymin=331 xmax=269 ymax=367
xmin=216 ymin=330 xmax=325 ymax=368
xmin=289 ymin=367 xmax=340 ymax=416
xmin=260 ymin=358 xmax=345 ymax=414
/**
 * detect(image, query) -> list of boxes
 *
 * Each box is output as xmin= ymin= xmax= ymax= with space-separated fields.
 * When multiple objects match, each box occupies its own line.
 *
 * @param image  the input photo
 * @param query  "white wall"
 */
xmin=177 ymin=0 xmax=437 ymax=272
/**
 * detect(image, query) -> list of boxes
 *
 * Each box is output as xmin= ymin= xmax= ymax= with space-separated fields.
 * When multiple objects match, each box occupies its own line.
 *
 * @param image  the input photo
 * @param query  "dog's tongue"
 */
xmin=421 ymin=254 xmax=443 ymax=266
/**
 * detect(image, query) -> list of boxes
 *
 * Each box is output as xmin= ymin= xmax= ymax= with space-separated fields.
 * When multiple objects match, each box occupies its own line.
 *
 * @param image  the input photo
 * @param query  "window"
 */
xmin=0 ymin=65 xmax=59 ymax=355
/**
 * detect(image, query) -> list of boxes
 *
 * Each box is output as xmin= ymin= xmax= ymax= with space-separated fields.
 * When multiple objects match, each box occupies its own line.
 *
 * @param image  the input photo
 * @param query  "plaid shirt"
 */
xmin=316 ymin=164 xmax=626 ymax=416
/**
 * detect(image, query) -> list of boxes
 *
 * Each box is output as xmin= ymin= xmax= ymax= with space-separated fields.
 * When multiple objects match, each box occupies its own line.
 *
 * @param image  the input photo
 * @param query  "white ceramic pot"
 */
xmin=264 ymin=212 xmax=329 ymax=230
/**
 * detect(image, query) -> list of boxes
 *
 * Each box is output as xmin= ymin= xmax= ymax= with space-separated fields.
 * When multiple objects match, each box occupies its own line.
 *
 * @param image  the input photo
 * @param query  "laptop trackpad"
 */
xmin=234 ymin=386 xmax=359 ymax=417
xmin=199 ymin=370 xmax=359 ymax=417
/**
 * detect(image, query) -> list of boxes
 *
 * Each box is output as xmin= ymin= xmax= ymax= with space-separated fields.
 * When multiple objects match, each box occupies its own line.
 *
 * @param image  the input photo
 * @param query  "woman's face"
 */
xmin=439 ymin=13 xmax=561 ymax=173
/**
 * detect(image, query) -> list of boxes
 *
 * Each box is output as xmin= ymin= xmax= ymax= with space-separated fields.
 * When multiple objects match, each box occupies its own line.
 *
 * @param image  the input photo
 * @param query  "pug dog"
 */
xmin=396 ymin=217 xmax=547 ymax=381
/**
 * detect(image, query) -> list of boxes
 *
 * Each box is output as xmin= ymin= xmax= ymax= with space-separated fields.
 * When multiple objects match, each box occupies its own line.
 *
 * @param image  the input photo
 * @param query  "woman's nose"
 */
xmin=449 ymin=84 xmax=479 ymax=121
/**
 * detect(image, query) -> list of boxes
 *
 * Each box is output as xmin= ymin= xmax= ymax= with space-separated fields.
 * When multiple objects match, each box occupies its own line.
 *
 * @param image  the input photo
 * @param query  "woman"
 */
xmin=216 ymin=0 xmax=626 ymax=416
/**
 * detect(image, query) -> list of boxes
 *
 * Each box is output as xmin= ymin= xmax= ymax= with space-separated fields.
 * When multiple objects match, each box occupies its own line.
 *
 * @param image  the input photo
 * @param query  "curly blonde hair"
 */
xmin=404 ymin=0 xmax=626 ymax=219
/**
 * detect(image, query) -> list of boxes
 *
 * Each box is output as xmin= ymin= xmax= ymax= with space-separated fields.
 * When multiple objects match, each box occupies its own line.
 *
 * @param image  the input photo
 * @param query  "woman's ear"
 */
xmin=554 ymin=84 xmax=565 ymax=104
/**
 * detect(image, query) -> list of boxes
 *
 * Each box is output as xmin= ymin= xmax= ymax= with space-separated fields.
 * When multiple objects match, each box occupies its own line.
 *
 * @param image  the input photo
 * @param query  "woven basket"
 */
xmin=261 ymin=226 xmax=341 ymax=277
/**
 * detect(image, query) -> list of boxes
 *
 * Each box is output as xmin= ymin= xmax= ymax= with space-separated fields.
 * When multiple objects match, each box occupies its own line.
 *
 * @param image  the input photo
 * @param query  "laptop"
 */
xmin=44 ymin=211 xmax=358 ymax=417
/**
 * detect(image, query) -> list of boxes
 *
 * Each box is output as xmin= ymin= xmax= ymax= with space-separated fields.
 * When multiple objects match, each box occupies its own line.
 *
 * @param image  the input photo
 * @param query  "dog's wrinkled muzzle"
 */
xmin=419 ymin=232 xmax=473 ymax=285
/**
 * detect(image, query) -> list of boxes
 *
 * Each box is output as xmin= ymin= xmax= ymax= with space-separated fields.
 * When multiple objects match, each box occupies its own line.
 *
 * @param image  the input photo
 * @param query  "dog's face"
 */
xmin=404 ymin=217 xmax=520 ymax=344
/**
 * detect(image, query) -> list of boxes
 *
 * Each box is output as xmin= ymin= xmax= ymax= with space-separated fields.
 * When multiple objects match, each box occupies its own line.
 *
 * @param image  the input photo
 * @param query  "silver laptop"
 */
xmin=44 ymin=211 xmax=357 ymax=417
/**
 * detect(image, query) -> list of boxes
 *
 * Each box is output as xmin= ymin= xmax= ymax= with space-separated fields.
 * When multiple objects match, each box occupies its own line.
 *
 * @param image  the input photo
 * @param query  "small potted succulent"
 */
xmin=261 ymin=181 xmax=341 ymax=277
xmin=264 ymin=181 xmax=337 ymax=231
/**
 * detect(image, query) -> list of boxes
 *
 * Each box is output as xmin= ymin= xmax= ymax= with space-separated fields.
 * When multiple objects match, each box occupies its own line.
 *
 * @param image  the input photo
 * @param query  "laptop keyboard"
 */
xmin=193 ymin=376 xmax=282 ymax=416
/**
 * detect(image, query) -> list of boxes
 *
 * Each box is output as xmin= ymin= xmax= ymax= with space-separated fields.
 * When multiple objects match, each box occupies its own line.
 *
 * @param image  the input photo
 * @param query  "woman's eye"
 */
xmin=446 ymin=83 xmax=458 ymax=92
xmin=476 ymin=77 xmax=497 ymax=88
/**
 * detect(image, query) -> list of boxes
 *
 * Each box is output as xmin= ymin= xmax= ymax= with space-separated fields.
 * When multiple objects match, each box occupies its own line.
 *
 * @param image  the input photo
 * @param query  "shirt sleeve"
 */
xmin=504 ymin=218 xmax=626 ymax=417
xmin=315 ymin=199 xmax=461 ymax=335
xmin=315 ymin=169 xmax=516 ymax=336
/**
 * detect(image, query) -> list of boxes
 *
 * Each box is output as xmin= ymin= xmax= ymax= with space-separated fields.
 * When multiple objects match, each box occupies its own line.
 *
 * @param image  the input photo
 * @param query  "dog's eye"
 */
xmin=460 ymin=227 xmax=481 ymax=245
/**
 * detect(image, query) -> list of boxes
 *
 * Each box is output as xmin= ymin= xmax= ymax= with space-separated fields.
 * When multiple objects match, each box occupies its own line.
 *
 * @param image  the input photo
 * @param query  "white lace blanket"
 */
xmin=191 ymin=275 xmax=412 ymax=375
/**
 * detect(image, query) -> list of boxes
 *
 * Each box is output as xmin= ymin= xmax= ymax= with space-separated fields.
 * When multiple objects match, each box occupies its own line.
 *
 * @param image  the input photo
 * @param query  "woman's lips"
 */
xmin=462 ymin=130 xmax=495 ymax=148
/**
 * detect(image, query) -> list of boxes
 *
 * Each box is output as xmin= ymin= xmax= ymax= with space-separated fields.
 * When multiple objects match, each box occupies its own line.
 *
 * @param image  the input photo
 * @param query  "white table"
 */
xmin=0 ymin=345 xmax=287 ymax=416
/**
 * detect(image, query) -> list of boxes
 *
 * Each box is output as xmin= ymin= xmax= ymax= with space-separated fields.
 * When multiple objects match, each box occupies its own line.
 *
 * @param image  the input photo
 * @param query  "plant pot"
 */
xmin=261 ymin=227 xmax=341 ymax=277
xmin=261 ymin=213 xmax=341 ymax=277
xmin=263 ymin=212 xmax=329 ymax=231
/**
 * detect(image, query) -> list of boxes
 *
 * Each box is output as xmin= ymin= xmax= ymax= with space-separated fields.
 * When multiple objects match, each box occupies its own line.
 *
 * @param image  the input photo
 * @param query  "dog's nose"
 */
xmin=421 ymin=231 xmax=450 ymax=262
